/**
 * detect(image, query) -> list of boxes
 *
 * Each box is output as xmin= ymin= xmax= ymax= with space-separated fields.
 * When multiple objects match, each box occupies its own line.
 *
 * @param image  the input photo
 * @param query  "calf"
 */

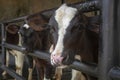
xmin=49 ymin=4 xmax=99 ymax=80
xmin=19 ymin=13 xmax=54 ymax=80
xmin=2 ymin=24 xmax=35 ymax=80
xmin=2 ymin=24 xmax=25 ymax=79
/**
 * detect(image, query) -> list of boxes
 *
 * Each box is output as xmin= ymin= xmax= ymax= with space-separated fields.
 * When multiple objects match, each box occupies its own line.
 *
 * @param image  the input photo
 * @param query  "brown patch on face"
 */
xmin=27 ymin=14 xmax=48 ymax=31
xmin=6 ymin=24 xmax=19 ymax=34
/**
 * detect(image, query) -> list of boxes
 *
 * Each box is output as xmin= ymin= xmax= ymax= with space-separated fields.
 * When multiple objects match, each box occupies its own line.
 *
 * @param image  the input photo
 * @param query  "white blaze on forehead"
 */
xmin=23 ymin=24 xmax=30 ymax=29
xmin=52 ymin=4 xmax=77 ymax=55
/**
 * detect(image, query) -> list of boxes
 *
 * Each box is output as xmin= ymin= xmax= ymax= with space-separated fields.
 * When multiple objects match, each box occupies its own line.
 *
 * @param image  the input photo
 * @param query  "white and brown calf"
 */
xmin=2 ymin=24 xmax=33 ymax=80
xmin=19 ymin=13 xmax=55 ymax=80
xmin=49 ymin=4 xmax=99 ymax=80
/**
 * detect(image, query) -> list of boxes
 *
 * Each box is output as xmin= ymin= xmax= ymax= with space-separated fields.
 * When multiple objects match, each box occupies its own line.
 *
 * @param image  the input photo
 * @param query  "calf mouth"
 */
xmin=62 ymin=53 xmax=75 ymax=65
xmin=51 ymin=51 xmax=76 ymax=66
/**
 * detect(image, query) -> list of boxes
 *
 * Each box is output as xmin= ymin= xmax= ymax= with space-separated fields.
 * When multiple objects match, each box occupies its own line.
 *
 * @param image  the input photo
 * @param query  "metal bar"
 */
xmin=4 ymin=43 xmax=26 ymax=52
xmin=1 ymin=23 xmax=6 ymax=65
xmin=1 ymin=0 xmax=100 ymax=24
xmin=1 ymin=16 xmax=27 ymax=24
xmin=42 ymin=0 xmax=100 ymax=18
xmin=0 ymin=65 xmax=26 ymax=80
xmin=109 ymin=67 xmax=120 ymax=80
xmin=98 ymin=0 xmax=115 ymax=80
xmin=2 ymin=41 xmax=98 ymax=77
xmin=109 ymin=1 xmax=120 ymax=79
xmin=2 ymin=42 xmax=98 ymax=77
xmin=70 ymin=61 xmax=98 ymax=77
xmin=70 ymin=0 xmax=100 ymax=12
xmin=28 ymin=51 xmax=50 ymax=62
xmin=111 ymin=0 xmax=119 ymax=67
xmin=28 ymin=51 xmax=98 ymax=77
xmin=116 ymin=0 xmax=120 ymax=67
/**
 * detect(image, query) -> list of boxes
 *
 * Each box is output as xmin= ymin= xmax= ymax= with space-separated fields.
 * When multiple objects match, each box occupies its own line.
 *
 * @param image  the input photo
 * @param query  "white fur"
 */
xmin=49 ymin=45 xmax=54 ymax=53
xmin=54 ymin=67 xmax=62 ymax=80
xmin=44 ymin=77 xmax=50 ymax=80
xmin=2 ymin=33 xmax=25 ymax=77
xmin=71 ymin=55 xmax=86 ymax=80
xmin=52 ymin=4 xmax=77 ymax=61
xmin=28 ymin=68 xmax=33 ymax=80
xmin=2 ymin=32 xmax=34 ymax=80
xmin=23 ymin=24 xmax=30 ymax=29
xmin=51 ymin=4 xmax=87 ymax=80
xmin=71 ymin=69 xmax=86 ymax=80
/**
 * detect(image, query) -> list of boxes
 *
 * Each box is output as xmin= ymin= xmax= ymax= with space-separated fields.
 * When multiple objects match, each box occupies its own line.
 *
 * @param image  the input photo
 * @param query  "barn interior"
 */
xmin=0 ymin=0 xmax=98 ymax=80
xmin=0 ymin=0 xmax=119 ymax=80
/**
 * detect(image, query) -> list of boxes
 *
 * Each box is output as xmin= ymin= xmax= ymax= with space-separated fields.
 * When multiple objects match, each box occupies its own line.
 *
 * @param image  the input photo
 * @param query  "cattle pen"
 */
xmin=0 ymin=0 xmax=120 ymax=80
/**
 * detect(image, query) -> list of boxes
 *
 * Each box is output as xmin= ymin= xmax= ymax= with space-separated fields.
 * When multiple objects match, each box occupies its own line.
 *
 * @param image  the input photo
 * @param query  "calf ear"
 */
xmin=6 ymin=24 xmax=20 ymax=34
xmin=88 ymin=17 xmax=100 ymax=34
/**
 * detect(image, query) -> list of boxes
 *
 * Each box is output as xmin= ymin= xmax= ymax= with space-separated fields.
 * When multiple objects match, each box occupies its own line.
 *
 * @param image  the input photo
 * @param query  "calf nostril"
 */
xmin=52 ymin=53 xmax=58 ymax=56
xmin=51 ymin=54 xmax=56 ymax=59
xmin=53 ymin=54 xmax=57 ymax=59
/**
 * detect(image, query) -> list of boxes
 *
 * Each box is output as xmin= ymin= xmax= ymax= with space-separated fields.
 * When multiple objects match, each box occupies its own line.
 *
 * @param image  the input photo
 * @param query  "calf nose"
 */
xmin=51 ymin=53 xmax=63 ymax=66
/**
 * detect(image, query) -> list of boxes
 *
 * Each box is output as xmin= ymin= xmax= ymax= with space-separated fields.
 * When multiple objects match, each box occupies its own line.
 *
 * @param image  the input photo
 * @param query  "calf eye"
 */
xmin=71 ymin=23 xmax=86 ymax=33
xmin=50 ymin=26 xmax=56 ymax=33
xmin=71 ymin=26 xmax=78 ymax=33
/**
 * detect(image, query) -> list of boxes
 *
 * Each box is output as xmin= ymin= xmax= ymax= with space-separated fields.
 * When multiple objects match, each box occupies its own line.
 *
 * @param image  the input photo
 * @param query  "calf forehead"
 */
xmin=54 ymin=4 xmax=77 ymax=41
xmin=55 ymin=4 xmax=77 ymax=29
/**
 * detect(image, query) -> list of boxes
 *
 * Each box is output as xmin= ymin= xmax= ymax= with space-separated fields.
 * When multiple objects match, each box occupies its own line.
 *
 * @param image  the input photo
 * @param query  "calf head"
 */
xmin=6 ymin=24 xmax=20 ymax=45
xmin=0 ymin=24 xmax=20 ymax=52
xmin=49 ymin=4 xmax=98 ymax=66
xmin=19 ymin=13 xmax=52 ymax=52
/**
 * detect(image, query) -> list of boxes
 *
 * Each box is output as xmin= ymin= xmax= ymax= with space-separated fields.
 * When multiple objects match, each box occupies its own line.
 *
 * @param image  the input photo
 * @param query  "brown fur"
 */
xmin=0 ymin=24 xmax=20 ymax=51
xmin=20 ymin=13 xmax=54 ymax=80
xmin=49 ymin=9 xmax=99 ymax=80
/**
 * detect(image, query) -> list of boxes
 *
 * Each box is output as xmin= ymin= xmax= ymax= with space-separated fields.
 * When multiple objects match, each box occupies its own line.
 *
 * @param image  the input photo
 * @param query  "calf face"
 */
xmin=0 ymin=24 xmax=20 ymax=52
xmin=6 ymin=24 xmax=20 ymax=45
xmin=19 ymin=14 xmax=52 ymax=52
xmin=49 ymin=4 xmax=98 ymax=66
xmin=19 ymin=13 xmax=55 ymax=80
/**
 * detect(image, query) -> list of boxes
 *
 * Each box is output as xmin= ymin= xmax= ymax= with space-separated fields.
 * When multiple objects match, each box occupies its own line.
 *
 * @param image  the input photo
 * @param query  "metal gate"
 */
xmin=0 ymin=0 xmax=120 ymax=80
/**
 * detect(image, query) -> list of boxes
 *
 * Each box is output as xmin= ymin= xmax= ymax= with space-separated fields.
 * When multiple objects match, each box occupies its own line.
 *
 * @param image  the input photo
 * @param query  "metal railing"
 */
xmin=0 ymin=0 xmax=120 ymax=80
